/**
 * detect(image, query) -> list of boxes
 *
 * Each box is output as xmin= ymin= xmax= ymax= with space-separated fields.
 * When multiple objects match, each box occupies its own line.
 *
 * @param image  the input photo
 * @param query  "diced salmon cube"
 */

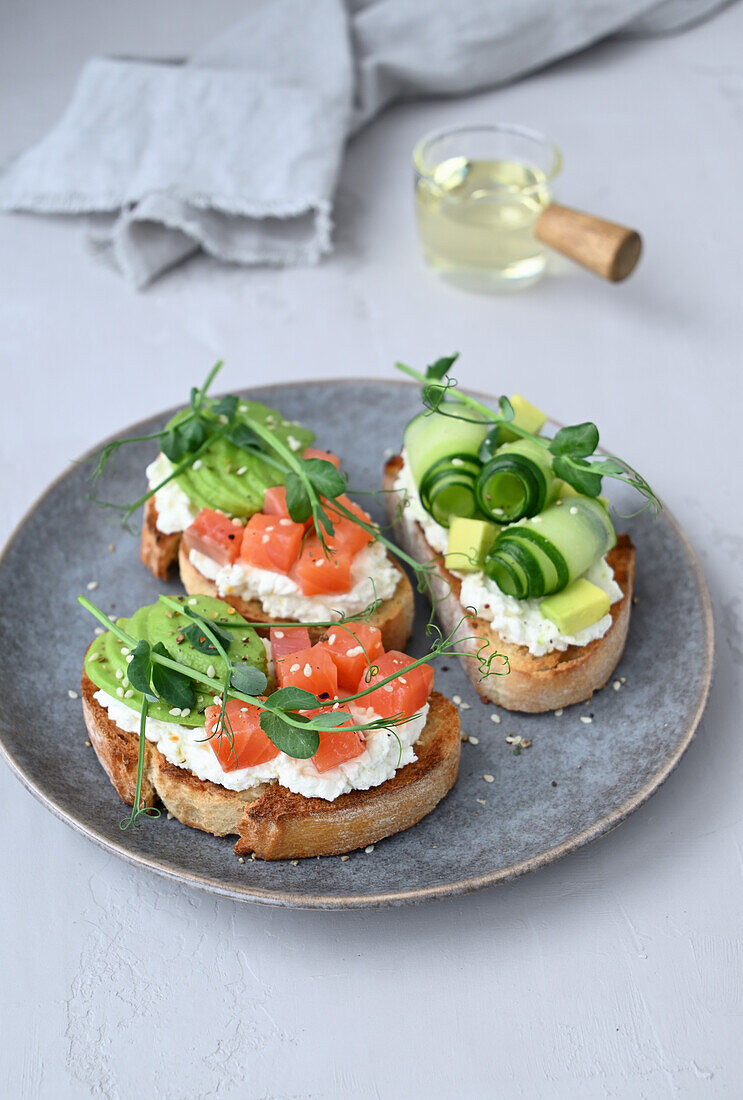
xmin=358 ymin=651 xmax=433 ymax=719
xmin=278 ymin=645 xmax=338 ymax=700
xmin=240 ymin=513 xmax=305 ymax=574
xmin=320 ymin=623 xmax=384 ymax=691
xmin=182 ymin=508 xmax=244 ymax=566
xmin=205 ymin=699 xmax=279 ymax=771
xmin=294 ymin=537 xmax=352 ymax=595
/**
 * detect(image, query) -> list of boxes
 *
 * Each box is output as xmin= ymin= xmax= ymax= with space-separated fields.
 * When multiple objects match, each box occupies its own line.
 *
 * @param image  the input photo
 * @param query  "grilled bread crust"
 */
xmin=82 ymin=672 xmax=460 ymax=860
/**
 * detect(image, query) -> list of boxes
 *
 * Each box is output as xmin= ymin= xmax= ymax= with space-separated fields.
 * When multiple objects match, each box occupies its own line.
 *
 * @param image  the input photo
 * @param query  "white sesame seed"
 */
xmin=291 ymin=859 xmax=299 ymax=866
xmin=490 ymin=713 xmax=501 ymax=724
xmin=383 ymin=684 xmax=394 ymax=692
xmin=365 ymin=845 xmax=375 ymax=853
xmin=124 ymin=689 xmax=134 ymax=698
xmin=86 ymin=581 xmax=99 ymax=591
xmin=181 ymin=708 xmax=190 ymax=717
xmin=120 ymin=647 xmax=128 ymax=656
xmin=328 ymin=634 xmax=337 ymax=645
xmin=193 ymin=459 xmax=203 ymax=470
xmin=238 ymin=857 xmax=245 ymax=864
xmin=115 ymin=669 xmax=123 ymax=680
xmin=476 ymin=798 xmax=486 ymax=805
xmin=341 ymin=855 xmax=350 ymax=862
xmin=126 ymin=654 xmax=133 ymax=663
xmin=279 ymin=518 xmax=293 ymax=526
xmin=613 ymin=680 xmax=621 ymax=691
xmin=261 ymin=534 xmax=270 ymax=544
xmin=580 ymin=715 xmax=593 ymax=724
xmin=554 ymin=708 xmax=563 ymax=716
xmin=290 ymin=663 xmax=300 ymax=673
xmin=265 ymin=525 xmax=274 ymax=532
xmin=468 ymin=736 xmax=479 ymax=745
xmin=483 ymin=774 xmax=494 ymax=783
xmin=116 ymin=688 xmax=124 ymax=698
xmin=347 ymin=646 xmax=364 ymax=658
xmin=207 ymin=665 xmax=216 ymax=679
xmin=231 ymin=517 xmax=243 ymax=527
xmin=287 ymin=435 xmax=301 ymax=451
xmin=453 ymin=694 xmax=462 ymax=706
xmin=88 ymin=652 xmax=100 ymax=662
xmin=67 ymin=689 xmax=78 ymax=699
xmin=188 ymin=598 xmax=197 ymax=605
xmin=620 ymin=677 xmax=627 ymax=684
xmin=315 ymin=559 xmax=324 ymax=567
xmin=169 ymin=707 xmax=182 ymax=716
xmin=569 ymin=506 xmax=578 ymax=515
xmin=303 ymin=664 xmax=312 ymax=677
xmin=275 ymin=630 xmax=284 ymax=639
xmin=460 ymin=702 xmax=471 ymax=710
xmin=236 ymin=466 xmax=248 ymax=476
xmin=94 ymin=627 xmax=105 ymax=636
xmin=108 ymin=614 xmax=116 ymax=621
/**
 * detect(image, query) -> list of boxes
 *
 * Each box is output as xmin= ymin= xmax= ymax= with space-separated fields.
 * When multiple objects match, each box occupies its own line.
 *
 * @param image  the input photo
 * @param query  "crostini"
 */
xmin=80 ymin=593 xmax=460 ymax=859
xmin=385 ymin=356 xmax=655 ymax=713
xmin=130 ymin=369 xmax=414 ymax=650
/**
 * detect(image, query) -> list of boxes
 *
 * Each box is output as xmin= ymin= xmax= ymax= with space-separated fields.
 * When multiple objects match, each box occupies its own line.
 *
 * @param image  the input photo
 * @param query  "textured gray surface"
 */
xmin=2 ymin=2 xmax=742 ymax=1095
xmin=0 ymin=380 xmax=712 ymax=907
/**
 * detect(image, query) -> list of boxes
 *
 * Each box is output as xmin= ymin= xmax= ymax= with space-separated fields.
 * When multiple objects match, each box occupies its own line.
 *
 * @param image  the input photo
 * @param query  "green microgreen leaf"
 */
xmin=426 ymin=353 xmax=459 ymax=381
xmin=304 ymin=710 xmax=352 ymax=730
xmin=260 ymin=711 xmax=319 ymax=758
xmin=548 ymin=422 xmax=599 ymax=458
xmin=229 ymin=423 xmax=260 ymax=451
xmin=498 ymin=395 xmax=515 ymax=422
xmin=151 ymin=642 xmax=196 ymax=709
xmin=553 ymin=455 xmax=603 ymax=497
xmin=183 ymin=620 xmax=233 ymax=655
xmin=210 ymin=394 xmax=239 ymax=421
xmin=302 ymin=457 xmax=347 ymax=500
xmin=265 ymin=686 xmax=320 ymax=710
xmin=284 ymin=473 xmax=313 ymax=523
xmin=230 ymin=664 xmax=268 ymax=696
xmin=126 ymin=639 xmax=158 ymax=702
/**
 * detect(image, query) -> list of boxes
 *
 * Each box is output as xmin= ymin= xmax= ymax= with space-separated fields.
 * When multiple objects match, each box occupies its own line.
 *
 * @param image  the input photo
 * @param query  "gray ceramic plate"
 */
xmin=0 ymin=380 xmax=713 ymax=909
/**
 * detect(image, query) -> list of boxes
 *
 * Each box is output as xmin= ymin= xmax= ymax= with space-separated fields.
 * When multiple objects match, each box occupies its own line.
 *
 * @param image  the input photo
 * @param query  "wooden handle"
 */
xmin=535 ymin=203 xmax=642 ymax=282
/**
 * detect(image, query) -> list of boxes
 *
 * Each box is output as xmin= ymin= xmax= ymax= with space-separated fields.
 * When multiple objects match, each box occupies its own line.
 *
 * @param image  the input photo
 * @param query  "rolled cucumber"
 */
xmin=476 ymin=437 xmax=556 ymax=523
xmin=404 ymin=404 xmax=489 ymax=488
xmin=484 ymin=496 xmax=616 ymax=599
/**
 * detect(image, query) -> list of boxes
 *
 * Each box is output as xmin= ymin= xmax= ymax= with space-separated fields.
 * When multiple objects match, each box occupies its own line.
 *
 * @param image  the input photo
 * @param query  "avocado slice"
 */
xmin=445 ymin=517 xmax=500 ymax=573
xmin=540 ymin=578 xmax=611 ymax=635
xmin=499 ymin=394 xmax=548 ymax=443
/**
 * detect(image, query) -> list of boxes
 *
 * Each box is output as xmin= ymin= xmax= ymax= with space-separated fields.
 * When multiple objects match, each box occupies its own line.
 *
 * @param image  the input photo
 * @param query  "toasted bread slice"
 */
xmin=140 ymin=498 xmax=181 ymax=581
xmin=383 ymin=456 xmax=635 ymax=713
xmin=81 ymin=672 xmax=460 ymax=860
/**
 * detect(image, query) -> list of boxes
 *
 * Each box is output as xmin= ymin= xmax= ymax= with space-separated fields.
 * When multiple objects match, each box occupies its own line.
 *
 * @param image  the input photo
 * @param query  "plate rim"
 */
xmin=0 ymin=377 xmax=715 ymax=909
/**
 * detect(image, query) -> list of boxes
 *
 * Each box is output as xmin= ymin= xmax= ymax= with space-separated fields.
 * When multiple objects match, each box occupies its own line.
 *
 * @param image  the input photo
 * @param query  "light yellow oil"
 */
xmin=415 ymin=157 xmax=552 ymax=290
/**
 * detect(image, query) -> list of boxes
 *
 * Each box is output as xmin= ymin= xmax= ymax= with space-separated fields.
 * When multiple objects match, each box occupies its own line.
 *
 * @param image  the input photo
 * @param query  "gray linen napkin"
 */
xmin=0 ymin=0 xmax=732 ymax=287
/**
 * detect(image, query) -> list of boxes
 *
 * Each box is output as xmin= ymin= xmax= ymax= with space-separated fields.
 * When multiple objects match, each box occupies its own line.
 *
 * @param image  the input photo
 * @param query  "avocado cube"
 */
xmin=499 ymin=393 xmax=548 ymax=442
xmin=445 ymin=517 xmax=499 ymax=573
xmin=540 ymin=578 xmax=611 ymax=635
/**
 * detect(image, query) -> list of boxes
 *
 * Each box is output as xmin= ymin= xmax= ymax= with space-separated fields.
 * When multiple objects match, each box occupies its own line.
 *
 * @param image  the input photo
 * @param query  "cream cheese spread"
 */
xmin=189 ymin=540 xmax=399 ymax=623
xmin=146 ymin=453 xmax=198 ymax=534
xmin=94 ymin=690 xmax=428 ymax=801
xmin=393 ymin=449 xmax=622 ymax=657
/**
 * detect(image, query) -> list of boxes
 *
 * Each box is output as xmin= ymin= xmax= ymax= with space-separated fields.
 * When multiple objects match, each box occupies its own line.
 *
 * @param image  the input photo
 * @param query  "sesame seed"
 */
xmin=347 ymin=646 xmax=363 ymax=658
xmin=188 ymin=598 xmax=197 ymax=606
xmin=453 ymin=695 xmax=462 ymax=705
xmin=115 ymin=669 xmax=124 ymax=680
xmin=116 ymin=688 xmax=124 ymax=698
xmin=120 ymin=647 xmax=128 ymax=656
xmin=126 ymin=654 xmax=133 ymax=663
xmin=207 ymin=665 xmax=216 ymax=679
xmin=169 ymin=707 xmax=182 ymax=716
xmin=275 ymin=630 xmax=284 ymax=639
xmin=483 ymin=774 xmax=494 ymax=783
xmin=290 ymin=663 xmax=300 ymax=673
xmin=181 ymin=708 xmax=191 ymax=717
xmin=238 ymin=857 xmax=245 ymax=864
xmin=341 ymin=855 xmax=350 ymax=862
xmin=88 ymin=652 xmax=100 ymax=662
xmin=460 ymin=702 xmax=471 ymax=710
xmin=620 ymin=677 xmax=627 ymax=684
xmin=279 ymin=518 xmax=293 ymax=527
xmin=569 ymin=505 xmax=578 ymax=515
xmin=580 ymin=715 xmax=593 ymax=724
xmin=262 ymin=535 xmax=270 ymax=544
xmin=193 ymin=459 xmax=202 ymax=470
xmin=232 ymin=517 xmax=243 ymax=527
xmin=291 ymin=860 xmax=299 ymax=866
xmin=554 ymin=708 xmax=563 ymax=716
xmin=315 ymin=559 xmax=324 ymax=567
xmin=236 ymin=466 xmax=247 ymax=476
xmin=108 ymin=543 xmax=115 ymax=551
xmin=303 ymin=664 xmax=312 ymax=677
xmin=86 ymin=581 xmax=99 ymax=591
xmin=612 ymin=680 xmax=621 ymax=691
xmin=108 ymin=614 xmax=116 ymax=622
xmin=124 ymin=689 xmax=134 ymax=698
xmin=490 ymin=713 xmax=501 ymax=724
xmin=265 ymin=525 xmax=274 ymax=532
xmin=468 ymin=736 xmax=479 ymax=745
xmin=365 ymin=845 xmax=375 ymax=853
xmin=85 ymin=740 xmax=91 ymax=747
xmin=67 ymin=689 xmax=79 ymax=699
xmin=476 ymin=798 xmax=486 ymax=805
xmin=287 ymin=435 xmax=301 ymax=451
xmin=556 ymin=499 xmax=564 ymax=506
xmin=383 ymin=684 xmax=394 ymax=692
xmin=94 ymin=627 xmax=105 ymax=636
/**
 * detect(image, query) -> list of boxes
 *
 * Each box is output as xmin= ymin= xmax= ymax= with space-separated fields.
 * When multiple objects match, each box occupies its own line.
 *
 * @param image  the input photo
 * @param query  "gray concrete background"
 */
xmin=1 ymin=3 xmax=740 ymax=1096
